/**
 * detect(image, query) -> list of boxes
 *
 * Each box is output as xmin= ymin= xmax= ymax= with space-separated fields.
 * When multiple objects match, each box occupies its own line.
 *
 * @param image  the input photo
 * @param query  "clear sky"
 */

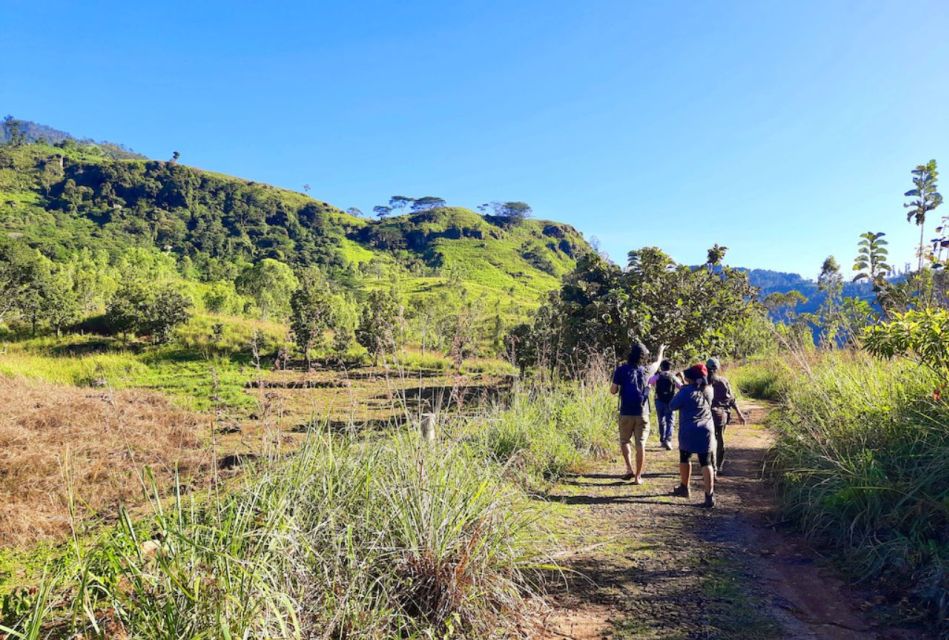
xmin=4 ymin=0 xmax=949 ymax=277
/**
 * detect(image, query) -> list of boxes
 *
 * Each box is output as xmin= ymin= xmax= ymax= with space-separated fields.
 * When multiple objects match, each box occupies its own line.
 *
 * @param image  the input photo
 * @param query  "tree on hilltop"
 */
xmin=479 ymin=201 xmax=532 ymax=226
xmin=389 ymin=195 xmax=414 ymax=212
xmin=411 ymin=196 xmax=446 ymax=212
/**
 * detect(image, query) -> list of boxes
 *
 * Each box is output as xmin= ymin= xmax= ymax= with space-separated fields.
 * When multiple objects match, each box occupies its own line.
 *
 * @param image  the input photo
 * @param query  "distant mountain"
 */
xmin=1 ymin=115 xmax=146 ymax=160
xmin=743 ymin=267 xmax=874 ymax=315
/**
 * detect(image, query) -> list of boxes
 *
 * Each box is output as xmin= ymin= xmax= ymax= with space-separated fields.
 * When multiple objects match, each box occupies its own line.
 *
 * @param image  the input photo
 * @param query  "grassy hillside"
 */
xmin=0 ymin=140 xmax=589 ymax=320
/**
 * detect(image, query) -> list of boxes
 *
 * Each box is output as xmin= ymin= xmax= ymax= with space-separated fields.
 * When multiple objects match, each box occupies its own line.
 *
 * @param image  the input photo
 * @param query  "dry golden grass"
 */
xmin=0 ymin=377 xmax=211 ymax=547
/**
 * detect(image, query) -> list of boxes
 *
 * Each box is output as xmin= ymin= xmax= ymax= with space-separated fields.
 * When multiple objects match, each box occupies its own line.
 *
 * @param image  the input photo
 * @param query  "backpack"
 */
xmin=617 ymin=365 xmax=650 ymax=415
xmin=655 ymin=371 xmax=677 ymax=403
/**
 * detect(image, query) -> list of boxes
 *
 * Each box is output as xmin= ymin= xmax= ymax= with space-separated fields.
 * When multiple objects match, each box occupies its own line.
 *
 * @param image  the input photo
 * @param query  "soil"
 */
xmin=533 ymin=403 xmax=932 ymax=640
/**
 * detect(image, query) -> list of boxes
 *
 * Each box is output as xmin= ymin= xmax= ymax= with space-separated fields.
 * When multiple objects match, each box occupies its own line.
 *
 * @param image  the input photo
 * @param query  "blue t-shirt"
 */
xmin=612 ymin=363 xmax=650 ymax=417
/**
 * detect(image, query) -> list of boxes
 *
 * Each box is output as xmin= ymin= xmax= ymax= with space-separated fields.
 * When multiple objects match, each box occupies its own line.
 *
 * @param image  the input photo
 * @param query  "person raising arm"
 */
xmin=610 ymin=343 xmax=666 ymax=484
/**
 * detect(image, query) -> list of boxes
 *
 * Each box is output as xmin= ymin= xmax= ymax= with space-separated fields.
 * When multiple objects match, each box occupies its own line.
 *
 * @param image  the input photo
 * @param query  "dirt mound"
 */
xmin=0 ymin=377 xmax=211 ymax=547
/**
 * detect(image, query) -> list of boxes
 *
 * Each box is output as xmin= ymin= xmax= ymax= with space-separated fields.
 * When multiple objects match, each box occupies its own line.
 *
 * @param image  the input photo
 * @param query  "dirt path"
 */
xmin=534 ymin=403 xmax=930 ymax=640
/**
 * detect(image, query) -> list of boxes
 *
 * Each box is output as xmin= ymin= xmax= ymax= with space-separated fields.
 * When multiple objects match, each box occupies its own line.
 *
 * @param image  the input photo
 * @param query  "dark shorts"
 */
xmin=680 ymin=450 xmax=714 ymax=467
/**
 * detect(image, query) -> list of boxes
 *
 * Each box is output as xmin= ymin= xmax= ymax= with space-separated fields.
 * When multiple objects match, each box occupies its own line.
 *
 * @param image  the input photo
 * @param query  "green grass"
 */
xmin=729 ymin=359 xmax=790 ymax=401
xmin=459 ymin=374 xmax=614 ymax=485
xmin=763 ymin=351 xmax=948 ymax=630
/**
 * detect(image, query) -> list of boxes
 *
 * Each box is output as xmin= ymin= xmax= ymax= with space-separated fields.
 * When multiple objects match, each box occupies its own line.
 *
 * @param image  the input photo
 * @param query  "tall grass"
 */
xmin=462 ymin=374 xmax=615 ymax=484
xmin=756 ymin=351 xmax=948 ymax=628
xmin=1 ymin=433 xmax=543 ymax=638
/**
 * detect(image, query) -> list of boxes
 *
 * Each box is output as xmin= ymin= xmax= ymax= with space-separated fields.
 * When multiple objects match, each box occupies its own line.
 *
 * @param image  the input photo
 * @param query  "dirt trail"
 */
xmin=534 ymin=403 xmax=930 ymax=640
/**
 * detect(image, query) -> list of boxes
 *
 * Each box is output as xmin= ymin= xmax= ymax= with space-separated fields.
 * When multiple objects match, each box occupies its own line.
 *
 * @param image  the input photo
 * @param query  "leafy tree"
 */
xmin=3 ymin=116 xmax=25 ymax=146
xmin=356 ymin=289 xmax=403 ymax=365
xmin=39 ymin=264 xmax=81 ymax=336
xmin=864 ymin=308 xmax=949 ymax=397
xmin=373 ymin=205 xmax=392 ymax=219
xmin=904 ymin=160 xmax=943 ymax=272
xmin=290 ymin=269 xmax=336 ymax=369
xmin=105 ymin=282 xmax=152 ymax=338
xmin=144 ymin=287 xmax=193 ymax=343
xmin=511 ymin=246 xmax=759 ymax=371
xmin=105 ymin=282 xmax=192 ymax=343
xmin=763 ymin=290 xmax=807 ymax=324
xmin=303 ymin=183 xmax=311 ymax=193
xmin=0 ymin=242 xmax=41 ymax=323
xmin=236 ymin=259 xmax=299 ymax=320
xmin=346 ymin=207 xmax=364 ymax=218
xmin=203 ymin=280 xmax=244 ymax=314
xmin=410 ymin=196 xmax=446 ymax=212
xmin=171 ymin=150 xmax=180 ymax=163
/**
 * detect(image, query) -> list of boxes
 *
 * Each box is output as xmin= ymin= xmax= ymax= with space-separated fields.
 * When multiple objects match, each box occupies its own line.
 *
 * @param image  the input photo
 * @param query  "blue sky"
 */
xmin=4 ymin=0 xmax=949 ymax=277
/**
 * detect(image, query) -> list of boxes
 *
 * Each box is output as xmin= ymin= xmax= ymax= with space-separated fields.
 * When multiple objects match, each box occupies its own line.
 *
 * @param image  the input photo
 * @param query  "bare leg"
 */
xmin=702 ymin=465 xmax=714 ymax=495
xmin=679 ymin=461 xmax=691 ymax=486
xmin=621 ymin=442 xmax=634 ymax=474
xmin=635 ymin=443 xmax=646 ymax=481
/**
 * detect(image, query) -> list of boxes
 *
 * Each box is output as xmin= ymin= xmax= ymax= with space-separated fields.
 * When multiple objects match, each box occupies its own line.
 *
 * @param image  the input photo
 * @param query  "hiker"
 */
xmin=649 ymin=359 xmax=681 ymax=450
xmin=610 ymin=341 xmax=666 ymax=484
xmin=706 ymin=357 xmax=746 ymax=475
xmin=670 ymin=363 xmax=716 ymax=507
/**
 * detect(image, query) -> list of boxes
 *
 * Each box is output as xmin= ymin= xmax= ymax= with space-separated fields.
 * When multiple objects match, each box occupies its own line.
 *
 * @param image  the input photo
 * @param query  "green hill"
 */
xmin=0 ymin=138 xmax=590 ymax=321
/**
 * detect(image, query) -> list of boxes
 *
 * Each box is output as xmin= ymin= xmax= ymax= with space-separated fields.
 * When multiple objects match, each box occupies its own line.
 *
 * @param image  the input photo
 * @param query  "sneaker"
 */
xmin=671 ymin=484 xmax=690 ymax=498
xmin=621 ymin=472 xmax=636 ymax=481
xmin=704 ymin=492 xmax=716 ymax=509
xmin=663 ymin=441 xmax=673 ymax=451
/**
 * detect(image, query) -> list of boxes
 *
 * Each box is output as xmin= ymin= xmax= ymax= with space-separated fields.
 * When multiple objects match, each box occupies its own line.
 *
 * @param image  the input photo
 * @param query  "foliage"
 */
xmin=904 ymin=159 xmax=943 ymax=272
xmin=356 ymin=289 xmax=404 ymax=364
xmin=105 ymin=282 xmax=193 ymax=343
xmin=852 ymin=231 xmax=900 ymax=313
xmin=289 ymin=268 xmax=355 ymax=367
xmin=863 ymin=308 xmax=949 ymax=392
xmin=478 ymin=201 xmax=533 ymax=226
xmin=510 ymin=246 xmax=760 ymax=370
xmin=764 ymin=352 xmax=948 ymax=628
xmin=236 ymin=258 xmax=298 ymax=320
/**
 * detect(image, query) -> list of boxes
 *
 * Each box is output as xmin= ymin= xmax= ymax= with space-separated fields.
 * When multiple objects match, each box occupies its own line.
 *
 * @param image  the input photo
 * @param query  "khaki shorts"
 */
xmin=618 ymin=415 xmax=650 ymax=446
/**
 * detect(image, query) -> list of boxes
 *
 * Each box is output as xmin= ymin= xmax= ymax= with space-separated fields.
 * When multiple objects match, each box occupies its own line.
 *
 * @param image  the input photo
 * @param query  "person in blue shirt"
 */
xmin=670 ymin=363 xmax=717 ymax=508
xmin=648 ymin=360 xmax=682 ymax=450
xmin=610 ymin=341 xmax=666 ymax=483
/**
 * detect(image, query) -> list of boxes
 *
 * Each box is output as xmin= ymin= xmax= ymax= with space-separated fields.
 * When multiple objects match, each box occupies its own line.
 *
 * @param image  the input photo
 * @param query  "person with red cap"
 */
xmin=669 ymin=363 xmax=717 ymax=507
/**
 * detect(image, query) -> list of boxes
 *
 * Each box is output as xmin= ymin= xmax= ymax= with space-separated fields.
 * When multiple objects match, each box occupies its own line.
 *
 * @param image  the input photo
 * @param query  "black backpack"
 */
xmin=655 ymin=371 xmax=677 ymax=403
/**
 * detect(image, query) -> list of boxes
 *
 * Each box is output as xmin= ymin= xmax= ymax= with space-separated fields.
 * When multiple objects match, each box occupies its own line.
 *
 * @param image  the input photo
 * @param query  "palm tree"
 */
xmin=904 ymin=160 xmax=943 ymax=272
